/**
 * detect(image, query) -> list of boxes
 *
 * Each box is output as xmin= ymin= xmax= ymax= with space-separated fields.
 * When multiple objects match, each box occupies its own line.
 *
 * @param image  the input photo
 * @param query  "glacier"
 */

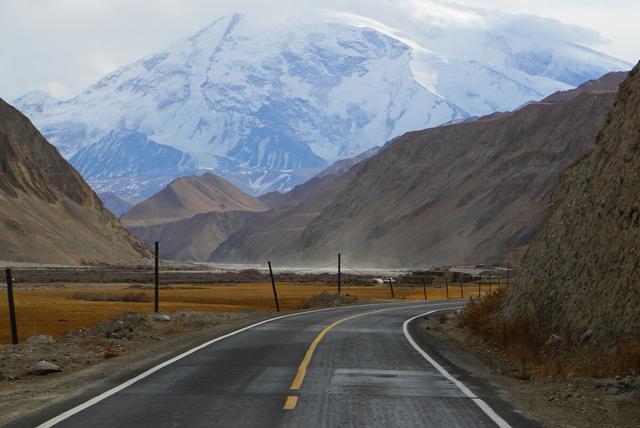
xmin=13 ymin=8 xmax=631 ymax=197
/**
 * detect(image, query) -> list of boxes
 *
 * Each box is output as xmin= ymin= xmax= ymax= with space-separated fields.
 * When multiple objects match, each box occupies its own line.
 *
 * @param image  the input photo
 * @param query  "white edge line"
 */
xmin=38 ymin=301 xmax=438 ymax=427
xmin=402 ymin=308 xmax=512 ymax=428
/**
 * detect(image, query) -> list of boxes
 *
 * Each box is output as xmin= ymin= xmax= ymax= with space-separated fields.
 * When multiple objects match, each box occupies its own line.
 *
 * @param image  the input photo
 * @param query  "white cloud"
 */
xmin=0 ymin=0 xmax=637 ymax=101
xmin=397 ymin=0 xmax=487 ymax=28
xmin=45 ymin=81 xmax=73 ymax=99
xmin=494 ymin=13 xmax=606 ymax=44
xmin=87 ymin=53 xmax=119 ymax=75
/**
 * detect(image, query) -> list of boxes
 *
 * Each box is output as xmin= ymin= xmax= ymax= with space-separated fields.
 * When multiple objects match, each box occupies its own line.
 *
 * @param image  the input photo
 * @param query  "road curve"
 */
xmin=26 ymin=301 xmax=537 ymax=427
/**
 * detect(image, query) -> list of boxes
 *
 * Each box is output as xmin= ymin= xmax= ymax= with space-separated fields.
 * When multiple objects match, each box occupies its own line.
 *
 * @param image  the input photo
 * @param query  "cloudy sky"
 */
xmin=1 ymin=0 xmax=638 ymax=100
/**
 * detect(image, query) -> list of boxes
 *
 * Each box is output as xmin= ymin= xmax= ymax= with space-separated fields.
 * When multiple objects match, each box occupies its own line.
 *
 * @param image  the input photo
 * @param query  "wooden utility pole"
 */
xmin=5 ymin=268 xmax=18 ymax=345
xmin=338 ymin=253 xmax=341 ymax=294
xmin=154 ymin=241 xmax=159 ymax=313
xmin=387 ymin=278 xmax=395 ymax=299
xmin=268 ymin=261 xmax=280 ymax=312
xmin=445 ymin=276 xmax=449 ymax=300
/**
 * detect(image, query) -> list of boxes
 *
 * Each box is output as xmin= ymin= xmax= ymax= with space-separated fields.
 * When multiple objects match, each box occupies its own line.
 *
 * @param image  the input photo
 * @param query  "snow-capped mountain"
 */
xmin=70 ymin=128 xmax=200 ymax=200
xmin=14 ymin=6 xmax=631 ymax=196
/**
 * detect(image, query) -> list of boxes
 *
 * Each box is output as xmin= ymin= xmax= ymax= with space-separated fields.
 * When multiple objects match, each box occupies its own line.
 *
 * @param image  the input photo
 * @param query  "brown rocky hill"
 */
xmin=127 ymin=210 xmax=262 ymax=261
xmin=121 ymin=172 xmax=269 ymax=226
xmin=211 ymin=161 xmax=365 ymax=263
xmin=127 ymin=150 xmax=377 ymax=262
xmin=503 ymin=63 xmax=640 ymax=346
xmin=210 ymin=71 xmax=626 ymax=267
xmin=0 ymin=98 xmax=150 ymax=265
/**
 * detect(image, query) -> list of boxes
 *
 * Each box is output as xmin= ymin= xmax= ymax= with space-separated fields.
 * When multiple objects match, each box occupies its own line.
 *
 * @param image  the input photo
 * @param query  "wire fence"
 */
xmin=1 ymin=245 xmax=511 ymax=345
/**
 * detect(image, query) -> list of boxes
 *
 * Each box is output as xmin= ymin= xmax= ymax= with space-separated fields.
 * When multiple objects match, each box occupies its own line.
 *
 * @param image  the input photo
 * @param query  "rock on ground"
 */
xmin=25 ymin=335 xmax=55 ymax=345
xmin=31 ymin=361 xmax=62 ymax=376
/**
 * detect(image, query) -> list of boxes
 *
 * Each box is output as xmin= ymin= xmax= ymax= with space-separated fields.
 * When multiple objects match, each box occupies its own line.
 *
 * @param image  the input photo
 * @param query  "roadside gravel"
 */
xmin=0 ymin=310 xmax=270 ymax=425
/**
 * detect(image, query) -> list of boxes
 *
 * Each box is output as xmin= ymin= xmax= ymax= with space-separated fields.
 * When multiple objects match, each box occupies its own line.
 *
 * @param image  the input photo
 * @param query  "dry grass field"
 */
xmin=0 ymin=281 xmax=493 ymax=344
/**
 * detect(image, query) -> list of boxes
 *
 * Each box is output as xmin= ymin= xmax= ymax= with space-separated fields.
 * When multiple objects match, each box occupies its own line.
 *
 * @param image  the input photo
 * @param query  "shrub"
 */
xmin=459 ymin=288 xmax=640 ymax=378
xmin=71 ymin=292 xmax=151 ymax=303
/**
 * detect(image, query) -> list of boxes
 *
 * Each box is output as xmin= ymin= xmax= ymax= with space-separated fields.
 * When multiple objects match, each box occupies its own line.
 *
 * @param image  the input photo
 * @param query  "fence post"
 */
xmin=422 ymin=278 xmax=427 ymax=300
xmin=445 ymin=276 xmax=449 ymax=300
xmin=268 ymin=261 xmax=280 ymax=312
xmin=5 ymin=268 xmax=18 ymax=345
xmin=477 ymin=273 xmax=481 ymax=297
xmin=489 ymin=273 xmax=493 ymax=294
xmin=338 ymin=253 xmax=341 ymax=294
xmin=507 ymin=263 xmax=510 ymax=285
xmin=387 ymin=278 xmax=395 ymax=299
xmin=459 ymin=277 xmax=463 ymax=299
xmin=154 ymin=241 xmax=159 ymax=313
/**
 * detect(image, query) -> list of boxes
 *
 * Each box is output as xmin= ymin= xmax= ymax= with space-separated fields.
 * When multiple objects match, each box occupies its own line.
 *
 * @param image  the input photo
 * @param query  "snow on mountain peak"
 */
xmin=13 ymin=8 xmax=631 ymax=196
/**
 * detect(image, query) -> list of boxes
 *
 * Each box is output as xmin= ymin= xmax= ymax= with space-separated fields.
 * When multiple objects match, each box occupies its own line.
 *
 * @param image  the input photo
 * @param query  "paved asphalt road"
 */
xmin=24 ymin=301 xmax=538 ymax=427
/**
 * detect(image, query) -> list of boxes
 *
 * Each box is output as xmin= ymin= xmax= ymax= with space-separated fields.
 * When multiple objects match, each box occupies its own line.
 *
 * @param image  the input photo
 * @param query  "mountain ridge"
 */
xmin=14 ymin=8 xmax=630 ymax=197
xmin=208 ymin=70 xmax=627 ymax=267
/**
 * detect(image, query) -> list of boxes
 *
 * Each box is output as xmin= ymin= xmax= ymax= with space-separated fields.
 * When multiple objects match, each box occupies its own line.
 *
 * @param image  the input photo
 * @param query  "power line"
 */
xmin=341 ymin=262 xmax=374 ymax=276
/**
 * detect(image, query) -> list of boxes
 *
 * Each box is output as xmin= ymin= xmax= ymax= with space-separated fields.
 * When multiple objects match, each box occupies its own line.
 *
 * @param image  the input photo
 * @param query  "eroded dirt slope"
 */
xmin=504 ymin=63 xmax=640 ymax=345
xmin=0 ymin=98 xmax=150 ymax=265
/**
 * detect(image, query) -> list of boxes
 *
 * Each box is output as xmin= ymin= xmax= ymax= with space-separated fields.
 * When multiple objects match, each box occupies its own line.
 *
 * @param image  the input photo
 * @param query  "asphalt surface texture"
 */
xmin=14 ymin=301 xmax=538 ymax=427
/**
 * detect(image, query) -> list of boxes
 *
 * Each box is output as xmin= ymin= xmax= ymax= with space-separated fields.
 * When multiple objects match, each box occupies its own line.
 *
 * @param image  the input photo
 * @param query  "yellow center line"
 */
xmin=283 ymin=395 xmax=298 ymax=410
xmin=282 ymin=303 xmax=447 ymax=410
xmin=290 ymin=307 xmax=404 ymax=390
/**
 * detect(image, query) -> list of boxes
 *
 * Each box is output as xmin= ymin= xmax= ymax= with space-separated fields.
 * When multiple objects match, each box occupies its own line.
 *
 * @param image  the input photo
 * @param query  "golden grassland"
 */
xmin=0 ymin=282 xmax=492 ymax=344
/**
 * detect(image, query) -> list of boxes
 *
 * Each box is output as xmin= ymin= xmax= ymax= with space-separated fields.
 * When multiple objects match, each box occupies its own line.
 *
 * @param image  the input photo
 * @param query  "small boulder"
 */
xmin=153 ymin=314 xmax=171 ymax=322
xmin=546 ymin=334 xmax=563 ymax=347
xmin=579 ymin=329 xmax=594 ymax=344
xmin=32 ymin=360 xmax=62 ymax=375
xmin=106 ymin=326 xmax=130 ymax=339
xmin=25 ymin=335 xmax=55 ymax=345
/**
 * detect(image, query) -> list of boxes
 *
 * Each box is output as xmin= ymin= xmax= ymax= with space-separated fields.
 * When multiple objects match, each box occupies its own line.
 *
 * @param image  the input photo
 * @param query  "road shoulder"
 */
xmin=413 ymin=311 xmax=640 ymax=428
xmin=0 ymin=311 xmax=271 ymax=427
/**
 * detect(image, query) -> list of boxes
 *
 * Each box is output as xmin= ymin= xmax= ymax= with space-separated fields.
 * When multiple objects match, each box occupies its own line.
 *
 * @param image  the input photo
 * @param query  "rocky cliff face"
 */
xmin=503 ymin=63 xmax=640 ymax=346
xmin=0 ymin=98 xmax=150 ymax=265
